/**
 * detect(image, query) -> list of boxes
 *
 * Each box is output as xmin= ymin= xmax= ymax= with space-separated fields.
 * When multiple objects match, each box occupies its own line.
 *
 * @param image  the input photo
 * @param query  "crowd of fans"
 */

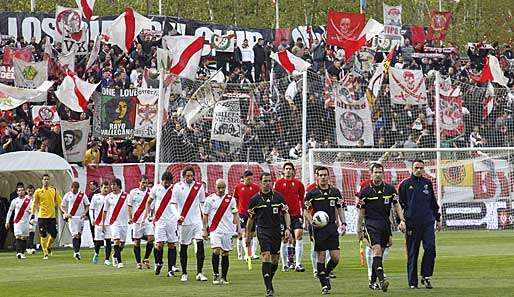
xmin=0 ymin=31 xmax=513 ymax=165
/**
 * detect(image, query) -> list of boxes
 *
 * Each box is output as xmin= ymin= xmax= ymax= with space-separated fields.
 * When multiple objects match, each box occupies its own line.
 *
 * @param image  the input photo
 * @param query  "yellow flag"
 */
xmin=440 ymin=160 xmax=474 ymax=187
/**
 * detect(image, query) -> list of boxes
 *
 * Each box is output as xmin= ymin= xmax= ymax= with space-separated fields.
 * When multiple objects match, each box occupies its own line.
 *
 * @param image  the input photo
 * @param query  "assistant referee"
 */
xmin=31 ymin=174 xmax=62 ymax=259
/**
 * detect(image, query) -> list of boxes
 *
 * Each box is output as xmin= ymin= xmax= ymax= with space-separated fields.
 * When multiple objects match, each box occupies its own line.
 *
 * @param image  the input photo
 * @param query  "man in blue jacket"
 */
xmin=399 ymin=159 xmax=442 ymax=289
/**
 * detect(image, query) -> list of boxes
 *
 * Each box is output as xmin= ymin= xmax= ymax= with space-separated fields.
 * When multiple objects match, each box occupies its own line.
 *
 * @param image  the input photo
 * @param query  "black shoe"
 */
xmin=295 ymin=265 xmax=305 ymax=272
xmin=154 ymin=264 xmax=162 ymax=275
xmin=167 ymin=270 xmax=175 ymax=277
xmin=326 ymin=278 xmax=331 ymax=290
xmin=369 ymin=282 xmax=380 ymax=290
xmin=321 ymin=286 xmax=330 ymax=295
xmin=328 ymin=272 xmax=336 ymax=279
xmin=421 ymin=277 xmax=433 ymax=289
xmin=409 ymin=285 xmax=419 ymax=289
xmin=265 ymin=289 xmax=274 ymax=297
xmin=380 ymin=280 xmax=389 ymax=292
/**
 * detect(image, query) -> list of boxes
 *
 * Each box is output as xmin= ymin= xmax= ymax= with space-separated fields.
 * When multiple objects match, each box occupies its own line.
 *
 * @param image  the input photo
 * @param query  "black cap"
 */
xmin=243 ymin=170 xmax=253 ymax=177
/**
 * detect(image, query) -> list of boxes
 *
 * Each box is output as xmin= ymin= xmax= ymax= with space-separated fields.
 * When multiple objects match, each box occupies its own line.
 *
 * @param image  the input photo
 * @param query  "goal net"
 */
xmin=309 ymin=147 xmax=514 ymax=233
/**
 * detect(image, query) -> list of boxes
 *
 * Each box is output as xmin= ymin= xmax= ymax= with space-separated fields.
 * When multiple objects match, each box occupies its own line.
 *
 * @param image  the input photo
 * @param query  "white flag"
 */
xmin=368 ymin=63 xmax=384 ymax=98
xmin=211 ymin=99 xmax=243 ymax=143
xmin=0 ymin=81 xmax=53 ymax=102
xmin=105 ymin=8 xmax=152 ymax=52
xmin=86 ymin=34 xmax=102 ymax=70
xmin=389 ymin=67 xmax=427 ymax=105
xmin=335 ymin=96 xmax=374 ymax=146
xmin=162 ymin=35 xmax=205 ymax=79
xmin=58 ymin=50 xmax=76 ymax=72
xmin=75 ymin=0 xmax=96 ymax=20
xmin=54 ymin=6 xmax=83 ymax=45
xmin=13 ymin=59 xmax=48 ymax=88
xmin=61 ymin=119 xmax=90 ymax=163
xmin=55 ymin=70 xmax=99 ymax=112
xmin=270 ymin=50 xmax=311 ymax=74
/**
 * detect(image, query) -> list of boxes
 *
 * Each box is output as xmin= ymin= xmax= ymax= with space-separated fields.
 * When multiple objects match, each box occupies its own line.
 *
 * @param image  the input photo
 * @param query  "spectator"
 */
xmin=84 ymin=141 xmax=101 ymax=166
xmin=253 ymin=38 xmax=266 ymax=82
xmin=289 ymin=143 xmax=301 ymax=159
xmin=240 ymin=39 xmax=254 ymax=82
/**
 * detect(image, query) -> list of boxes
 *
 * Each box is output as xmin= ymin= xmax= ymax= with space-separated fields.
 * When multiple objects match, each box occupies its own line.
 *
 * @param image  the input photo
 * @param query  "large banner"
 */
xmin=0 ymin=65 xmax=14 ymax=83
xmin=211 ymin=99 xmax=243 ymax=143
xmin=32 ymin=105 xmax=60 ymax=126
xmin=439 ymin=78 xmax=464 ymax=137
xmin=94 ymin=88 xmax=137 ymax=137
xmin=13 ymin=59 xmax=48 ymax=88
xmin=383 ymin=4 xmax=402 ymax=39
xmin=427 ymin=11 xmax=452 ymax=41
xmin=54 ymin=6 xmax=89 ymax=55
xmin=134 ymin=88 xmax=159 ymax=138
xmin=389 ymin=68 xmax=427 ymax=105
xmin=335 ymin=96 xmax=373 ymax=146
xmin=61 ymin=119 xmax=90 ymax=163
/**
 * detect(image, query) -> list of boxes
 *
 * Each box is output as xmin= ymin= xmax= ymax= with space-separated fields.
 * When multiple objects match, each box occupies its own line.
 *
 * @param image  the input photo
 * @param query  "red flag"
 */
xmin=427 ymin=11 xmax=452 ymax=41
xmin=247 ymin=92 xmax=261 ymax=123
xmin=410 ymin=25 xmax=426 ymax=46
xmin=2 ymin=48 xmax=32 ymax=65
xmin=326 ymin=11 xmax=365 ymax=47
xmin=273 ymin=28 xmax=291 ymax=48
xmin=479 ymin=55 xmax=509 ymax=87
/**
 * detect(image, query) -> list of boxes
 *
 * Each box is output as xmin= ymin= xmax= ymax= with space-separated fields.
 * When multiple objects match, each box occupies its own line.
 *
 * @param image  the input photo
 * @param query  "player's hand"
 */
xmin=398 ymin=220 xmax=406 ymax=233
xmin=30 ymin=219 xmax=35 ymax=225
xmin=178 ymin=216 xmax=185 ymax=224
xmin=81 ymin=214 xmax=87 ymax=220
xmin=357 ymin=230 xmax=364 ymax=241
xmin=247 ymin=209 xmax=255 ymax=216
xmin=4 ymin=223 xmax=8 ymax=230
xmin=128 ymin=219 xmax=133 ymax=225
xmin=304 ymin=201 xmax=312 ymax=208
xmin=436 ymin=221 xmax=443 ymax=232
xmin=202 ymin=229 xmax=208 ymax=240
xmin=338 ymin=224 xmax=346 ymax=236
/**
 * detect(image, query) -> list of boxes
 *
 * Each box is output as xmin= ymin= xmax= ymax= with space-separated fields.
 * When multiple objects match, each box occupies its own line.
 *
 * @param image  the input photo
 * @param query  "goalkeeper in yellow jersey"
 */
xmin=30 ymin=174 xmax=63 ymax=259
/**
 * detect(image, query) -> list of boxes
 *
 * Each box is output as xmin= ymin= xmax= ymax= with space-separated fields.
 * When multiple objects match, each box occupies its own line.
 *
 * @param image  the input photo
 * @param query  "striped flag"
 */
xmin=482 ymin=82 xmax=495 ymax=119
xmin=479 ymin=55 xmax=509 ymax=87
xmin=162 ymin=36 xmax=205 ymax=80
xmin=55 ymin=70 xmax=99 ymax=113
xmin=105 ymin=8 xmax=152 ymax=53
xmin=75 ymin=0 xmax=96 ymax=20
xmin=270 ymin=50 xmax=311 ymax=74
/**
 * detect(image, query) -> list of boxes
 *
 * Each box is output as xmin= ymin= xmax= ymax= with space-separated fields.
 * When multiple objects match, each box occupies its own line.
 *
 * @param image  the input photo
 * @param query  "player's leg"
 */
xmin=20 ymin=235 xmax=28 ymax=258
xmin=257 ymin=228 xmax=275 ymax=296
xmin=154 ymin=241 xmax=164 ymax=275
xmin=237 ymin=225 xmax=245 ymax=260
xmin=194 ymin=224 xmax=207 ymax=281
xmin=420 ymin=223 xmax=436 ymax=289
xmin=92 ymin=225 xmax=104 ymax=264
xmin=211 ymin=246 xmax=221 ymax=284
xmin=220 ymin=249 xmax=230 ymax=284
xmin=251 ymin=232 xmax=259 ymax=259
xmin=143 ymin=222 xmax=155 ymax=269
xmin=27 ymin=231 xmax=35 ymax=254
xmin=308 ymin=224 xmax=317 ymax=276
xmin=46 ymin=219 xmax=58 ymax=254
xmin=14 ymin=235 xmax=22 ymax=259
xmin=316 ymin=249 xmax=329 ymax=293
xmin=293 ymin=217 xmax=305 ymax=272
xmin=104 ymin=237 xmax=112 ymax=265
xmin=38 ymin=219 xmax=49 ymax=258
xmin=167 ymin=242 xmax=177 ymax=277
xmin=133 ymin=238 xmax=142 ymax=268
xmin=280 ymin=236 xmax=288 ymax=272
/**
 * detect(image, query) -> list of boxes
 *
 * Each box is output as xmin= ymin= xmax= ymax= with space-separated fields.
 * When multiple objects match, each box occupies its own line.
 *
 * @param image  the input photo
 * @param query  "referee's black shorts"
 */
xmin=313 ymin=222 xmax=339 ymax=252
xmin=256 ymin=226 xmax=281 ymax=254
xmin=38 ymin=218 xmax=58 ymax=238
xmin=364 ymin=220 xmax=391 ymax=248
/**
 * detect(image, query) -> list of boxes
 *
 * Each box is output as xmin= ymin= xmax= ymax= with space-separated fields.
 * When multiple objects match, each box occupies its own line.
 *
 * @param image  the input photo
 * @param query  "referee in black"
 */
xmin=304 ymin=166 xmax=347 ymax=295
xmin=399 ymin=159 xmax=442 ymax=289
xmin=246 ymin=172 xmax=292 ymax=297
xmin=356 ymin=163 xmax=406 ymax=292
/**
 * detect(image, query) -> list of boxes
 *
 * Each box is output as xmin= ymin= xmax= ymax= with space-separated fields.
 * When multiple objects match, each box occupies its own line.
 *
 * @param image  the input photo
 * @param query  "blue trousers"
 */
xmin=405 ymin=221 xmax=436 ymax=287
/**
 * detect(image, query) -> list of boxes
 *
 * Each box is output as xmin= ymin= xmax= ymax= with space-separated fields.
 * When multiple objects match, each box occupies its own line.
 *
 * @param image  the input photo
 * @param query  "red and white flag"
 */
xmin=482 ymin=82 xmax=495 ymax=119
xmin=86 ymin=34 xmax=103 ymax=70
xmin=389 ymin=68 xmax=427 ymax=105
xmin=32 ymin=105 xmax=60 ymax=126
xmin=55 ymin=70 xmax=99 ymax=113
xmin=326 ymin=11 xmax=365 ymax=47
xmin=479 ymin=55 xmax=509 ymax=87
xmin=105 ymin=8 xmax=152 ymax=53
xmin=270 ymin=50 xmax=311 ymax=74
xmin=247 ymin=92 xmax=260 ymax=123
xmin=340 ymin=19 xmax=384 ymax=62
xmin=163 ymin=36 xmax=205 ymax=79
xmin=75 ymin=0 xmax=96 ymax=20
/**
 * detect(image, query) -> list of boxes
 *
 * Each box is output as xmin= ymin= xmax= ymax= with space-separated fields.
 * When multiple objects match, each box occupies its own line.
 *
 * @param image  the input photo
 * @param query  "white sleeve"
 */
xmin=83 ymin=194 xmax=90 ymax=206
xmin=171 ymin=186 xmax=179 ymax=204
xmin=127 ymin=190 xmax=134 ymax=207
xmin=203 ymin=198 xmax=211 ymax=215
xmin=199 ymin=185 xmax=206 ymax=204
xmin=7 ymin=200 xmax=16 ymax=221
xmin=231 ymin=198 xmax=238 ymax=213
xmin=60 ymin=194 xmax=67 ymax=209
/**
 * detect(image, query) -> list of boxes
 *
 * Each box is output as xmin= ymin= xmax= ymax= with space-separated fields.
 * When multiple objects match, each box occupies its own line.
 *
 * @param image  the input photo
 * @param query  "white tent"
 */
xmin=0 ymin=151 xmax=75 ymax=247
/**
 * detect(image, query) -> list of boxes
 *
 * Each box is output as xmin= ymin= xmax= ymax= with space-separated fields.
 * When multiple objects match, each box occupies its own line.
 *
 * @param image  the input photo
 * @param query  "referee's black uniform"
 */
xmin=358 ymin=181 xmax=398 ymax=286
xmin=247 ymin=190 xmax=287 ymax=295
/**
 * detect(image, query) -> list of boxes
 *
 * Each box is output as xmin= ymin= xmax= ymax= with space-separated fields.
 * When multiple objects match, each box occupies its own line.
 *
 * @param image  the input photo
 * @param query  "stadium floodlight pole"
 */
xmin=154 ymin=68 xmax=165 ymax=186
xmin=435 ymin=71 xmax=443 ymax=208
xmin=301 ymin=70 xmax=308 ymax=185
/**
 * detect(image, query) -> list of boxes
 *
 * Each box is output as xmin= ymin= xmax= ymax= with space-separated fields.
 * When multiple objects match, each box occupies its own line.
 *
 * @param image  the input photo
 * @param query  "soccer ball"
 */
xmin=312 ymin=211 xmax=329 ymax=228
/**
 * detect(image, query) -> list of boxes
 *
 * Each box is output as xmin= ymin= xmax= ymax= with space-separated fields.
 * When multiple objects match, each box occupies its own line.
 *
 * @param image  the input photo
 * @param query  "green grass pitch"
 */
xmin=1 ymin=230 xmax=513 ymax=297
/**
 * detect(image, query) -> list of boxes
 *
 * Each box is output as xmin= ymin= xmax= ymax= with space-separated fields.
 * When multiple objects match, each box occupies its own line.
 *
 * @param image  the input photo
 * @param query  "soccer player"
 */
xmin=172 ymin=166 xmax=208 ymax=282
xmin=90 ymin=181 xmax=113 ymax=266
xmin=234 ymin=170 xmax=260 ymax=260
xmin=356 ymin=163 xmax=406 ymax=292
xmin=274 ymin=162 xmax=305 ymax=272
xmin=105 ymin=178 xmax=129 ymax=268
xmin=5 ymin=185 xmax=31 ymax=259
xmin=128 ymin=175 xmax=155 ymax=269
xmin=399 ymin=159 xmax=442 ymax=289
xmin=31 ymin=174 xmax=63 ymax=259
xmin=246 ymin=172 xmax=292 ymax=297
xmin=202 ymin=179 xmax=240 ymax=285
xmin=304 ymin=166 xmax=347 ymax=295
xmin=145 ymin=171 xmax=178 ymax=277
xmin=61 ymin=182 xmax=90 ymax=260
xmin=25 ymin=185 xmax=37 ymax=254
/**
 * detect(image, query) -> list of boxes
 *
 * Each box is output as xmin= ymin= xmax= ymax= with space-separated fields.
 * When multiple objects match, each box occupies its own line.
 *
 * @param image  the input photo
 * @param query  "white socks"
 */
xmin=295 ymin=239 xmax=304 ymax=267
xmin=366 ymin=246 xmax=373 ymax=279
xmin=383 ymin=247 xmax=390 ymax=259
xmin=251 ymin=237 xmax=258 ymax=257
xmin=280 ymin=242 xmax=288 ymax=267
xmin=310 ymin=242 xmax=317 ymax=272
xmin=237 ymin=238 xmax=243 ymax=257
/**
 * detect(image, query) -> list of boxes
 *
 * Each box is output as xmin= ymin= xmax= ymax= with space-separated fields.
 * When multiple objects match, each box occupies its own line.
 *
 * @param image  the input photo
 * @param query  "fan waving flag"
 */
xmin=479 ymin=55 xmax=509 ymax=87
xmin=162 ymin=36 xmax=205 ymax=79
xmin=270 ymin=50 xmax=311 ymax=74
xmin=55 ymin=70 xmax=99 ymax=112
xmin=75 ymin=0 xmax=96 ymax=20
xmin=105 ymin=8 xmax=152 ymax=52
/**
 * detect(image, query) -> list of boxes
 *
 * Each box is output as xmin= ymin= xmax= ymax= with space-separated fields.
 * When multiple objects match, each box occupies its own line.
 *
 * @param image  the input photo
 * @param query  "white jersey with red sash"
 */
xmin=204 ymin=193 xmax=237 ymax=234
xmin=106 ymin=191 xmax=129 ymax=226
xmin=62 ymin=191 xmax=89 ymax=217
xmin=172 ymin=181 xmax=205 ymax=225
xmin=128 ymin=188 xmax=150 ymax=223
xmin=90 ymin=193 xmax=107 ymax=225
xmin=151 ymin=184 xmax=178 ymax=222
xmin=8 ymin=197 xmax=33 ymax=225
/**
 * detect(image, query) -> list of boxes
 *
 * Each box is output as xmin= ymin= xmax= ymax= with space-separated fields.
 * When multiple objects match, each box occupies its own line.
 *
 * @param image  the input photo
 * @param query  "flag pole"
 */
xmin=275 ymin=0 xmax=280 ymax=29
xmin=154 ymin=68 xmax=165 ymax=186
xmin=434 ymin=71 xmax=443 ymax=212
xmin=159 ymin=0 xmax=163 ymax=15
xmin=301 ymin=70 xmax=308 ymax=185
xmin=31 ymin=0 xmax=36 ymax=12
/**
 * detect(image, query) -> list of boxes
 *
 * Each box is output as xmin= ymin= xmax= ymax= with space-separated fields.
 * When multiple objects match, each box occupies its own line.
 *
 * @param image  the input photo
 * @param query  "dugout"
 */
xmin=0 ymin=151 xmax=74 ymax=248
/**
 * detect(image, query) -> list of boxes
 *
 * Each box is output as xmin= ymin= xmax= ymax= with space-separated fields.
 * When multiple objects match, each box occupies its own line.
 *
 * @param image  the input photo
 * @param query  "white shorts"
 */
xmin=14 ymin=222 xmax=29 ymax=237
xmin=210 ymin=233 xmax=233 ymax=252
xmin=68 ymin=217 xmax=84 ymax=237
xmin=155 ymin=221 xmax=178 ymax=243
xmin=132 ymin=221 xmax=154 ymax=239
xmin=111 ymin=225 xmax=128 ymax=242
xmin=29 ymin=220 xmax=37 ymax=233
xmin=178 ymin=223 xmax=203 ymax=245
xmin=94 ymin=225 xmax=112 ymax=241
